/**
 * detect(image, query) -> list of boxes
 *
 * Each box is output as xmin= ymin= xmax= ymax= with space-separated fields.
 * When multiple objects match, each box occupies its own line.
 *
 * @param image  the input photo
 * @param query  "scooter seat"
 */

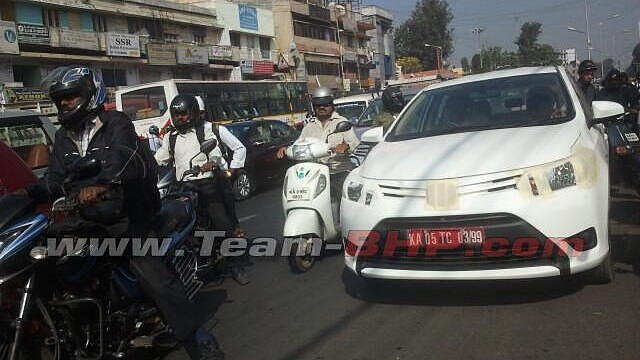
xmin=151 ymin=198 xmax=192 ymax=237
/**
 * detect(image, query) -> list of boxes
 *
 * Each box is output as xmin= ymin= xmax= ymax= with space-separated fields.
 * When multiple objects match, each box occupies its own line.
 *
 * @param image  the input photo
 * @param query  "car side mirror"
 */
xmin=200 ymin=139 xmax=218 ymax=154
xmin=148 ymin=125 xmax=160 ymax=137
xmin=361 ymin=126 xmax=384 ymax=143
xmin=590 ymin=101 xmax=625 ymax=127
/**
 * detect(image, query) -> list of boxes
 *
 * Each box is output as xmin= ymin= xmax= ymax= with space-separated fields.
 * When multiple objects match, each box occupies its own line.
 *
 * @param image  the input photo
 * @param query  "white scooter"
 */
xmin=282 ymin=121 xmax=357 ymax=272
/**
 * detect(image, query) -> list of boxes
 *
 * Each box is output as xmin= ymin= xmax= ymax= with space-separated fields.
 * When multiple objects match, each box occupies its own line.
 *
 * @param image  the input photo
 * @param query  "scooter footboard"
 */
xmin=283 ymin=209 xmax=322 ymax=238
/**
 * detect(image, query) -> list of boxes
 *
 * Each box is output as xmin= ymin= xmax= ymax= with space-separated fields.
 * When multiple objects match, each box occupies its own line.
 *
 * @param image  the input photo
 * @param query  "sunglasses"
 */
xmin=313 ymin=103 xmax=333 ymax=108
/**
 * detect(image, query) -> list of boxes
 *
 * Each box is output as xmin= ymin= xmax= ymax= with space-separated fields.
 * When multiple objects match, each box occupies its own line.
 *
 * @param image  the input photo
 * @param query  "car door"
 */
xmin=246 ymin=121 xmax=279 ymax=181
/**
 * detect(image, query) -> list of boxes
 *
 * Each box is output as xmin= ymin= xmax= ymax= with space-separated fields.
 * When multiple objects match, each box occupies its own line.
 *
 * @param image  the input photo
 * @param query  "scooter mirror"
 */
xmin=200 ymin=139 xmax=218 ymax=154
xmin=333 ymin=121 xmax=353 ymax=134
xmin=148 ymin=125 xmax=160 ymax=137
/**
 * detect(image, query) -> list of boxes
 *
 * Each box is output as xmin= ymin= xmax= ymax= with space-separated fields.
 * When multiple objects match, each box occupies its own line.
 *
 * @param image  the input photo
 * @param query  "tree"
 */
xmin=471 ymin=54 xmax=482 ymax=74
xmin=514 ymin=22 xmax=561 ymax=66
xmin=394 ymin=0 xmax=454 ymax=70
xmin=396 ymin=56 xmax=423 ymax=74
xmin=461 ymin=57 xmax=470 ymax=73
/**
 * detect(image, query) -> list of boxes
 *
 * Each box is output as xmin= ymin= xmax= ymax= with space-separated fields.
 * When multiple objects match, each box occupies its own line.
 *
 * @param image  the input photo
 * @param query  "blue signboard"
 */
xmin=239 ymin=4 xmax=258 ymax=31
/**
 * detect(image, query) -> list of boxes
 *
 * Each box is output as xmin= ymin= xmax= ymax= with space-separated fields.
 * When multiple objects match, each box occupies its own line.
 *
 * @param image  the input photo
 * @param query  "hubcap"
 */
xmin=236 ymin=174 xmax=251 ymax=197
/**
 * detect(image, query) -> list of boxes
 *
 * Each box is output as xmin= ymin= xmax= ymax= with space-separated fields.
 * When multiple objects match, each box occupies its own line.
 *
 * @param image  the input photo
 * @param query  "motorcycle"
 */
xmin=0 ymin=139 xmax=217 ymax=360
xmin=282 ymin=121 xmax=357 ymax=272
xmin=606 ymin=113 xmax=640 ymax=193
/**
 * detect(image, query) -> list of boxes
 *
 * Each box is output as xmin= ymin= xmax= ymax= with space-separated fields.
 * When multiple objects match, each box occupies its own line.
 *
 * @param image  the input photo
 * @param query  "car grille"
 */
xmin=353 ymin=141 xmax=376 ymax=160
xmin=377 ymin=173 xmax=521 ymax=198
xmin=356 ymin=213 xmax=568 ymax=273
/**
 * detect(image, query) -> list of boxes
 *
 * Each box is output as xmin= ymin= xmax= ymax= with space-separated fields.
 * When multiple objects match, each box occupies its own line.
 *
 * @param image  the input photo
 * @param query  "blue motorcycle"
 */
xmin=0 ymin=139 xmax=217 ymax=360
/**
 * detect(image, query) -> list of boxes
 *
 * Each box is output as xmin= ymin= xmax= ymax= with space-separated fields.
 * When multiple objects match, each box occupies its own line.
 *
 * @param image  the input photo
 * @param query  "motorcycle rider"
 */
xmin=600 ymin=69 xmax=640 ymax=125
xmin=577 ymin=59 xmax=600 ymax=103
xmin=18 ymin=66 xmax=224 ymax=360
xmin=154 ymin=94 xmax=249 ymax=285
xmin=276 ymin=87 xmax=359 ymax=159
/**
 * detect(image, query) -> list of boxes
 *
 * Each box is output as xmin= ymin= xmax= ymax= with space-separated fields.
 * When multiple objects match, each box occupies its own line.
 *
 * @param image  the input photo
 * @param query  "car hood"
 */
xmin=360 ymin=122 xmax=580 ymax=180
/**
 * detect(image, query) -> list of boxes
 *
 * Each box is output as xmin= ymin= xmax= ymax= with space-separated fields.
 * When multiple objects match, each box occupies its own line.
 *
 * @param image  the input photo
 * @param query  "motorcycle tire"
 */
xmin=287 ymin=241 xmax=316 ymax=273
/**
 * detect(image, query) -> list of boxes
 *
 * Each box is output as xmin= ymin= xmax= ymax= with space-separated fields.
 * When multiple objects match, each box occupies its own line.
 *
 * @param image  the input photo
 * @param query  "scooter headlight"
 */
xmin=314 ymin=174 xmax=327 ymax=199
xmin=291 ymin=144 xmax=313 ymax=161
xmin=545 ymin=161 xmax=576 ymax=191
xmin=347 ymin=181 xmax=364 ymax=202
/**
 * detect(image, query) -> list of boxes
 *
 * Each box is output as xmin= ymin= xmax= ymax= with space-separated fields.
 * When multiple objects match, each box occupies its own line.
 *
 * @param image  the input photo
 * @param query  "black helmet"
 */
xmin=603 ymin=68 xmax=622 ymax=90
xmin=310 ymin=87 xmax=334 ymax=106
xmin=42 ymin=66 xmax=106 ymax=130
xmin=169 ymin=94 xmax=200 ymax=132
xmin=578 ymin=60 xmax=598 ymax=74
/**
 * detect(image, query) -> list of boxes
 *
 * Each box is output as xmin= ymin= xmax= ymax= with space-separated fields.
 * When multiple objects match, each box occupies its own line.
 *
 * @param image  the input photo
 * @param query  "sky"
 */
xmin=363 ymin=0 xmax=640 ymax=68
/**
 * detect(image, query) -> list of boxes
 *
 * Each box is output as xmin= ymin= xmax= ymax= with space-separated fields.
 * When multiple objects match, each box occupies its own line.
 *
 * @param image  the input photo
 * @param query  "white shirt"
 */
xmin=70 ymin=117 xmax=100 ymax=156
xmin=155 ymin=124 xmax=246 ymax=182
xmin=299 ymin=112 xmax=360 ymax=151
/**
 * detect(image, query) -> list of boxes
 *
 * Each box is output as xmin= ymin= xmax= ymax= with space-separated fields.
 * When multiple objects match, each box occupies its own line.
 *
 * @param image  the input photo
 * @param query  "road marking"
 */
xmin=239 ymin=214 xmax=257 ymax=223
xmin=325 ymin=244 xmax=343 ymax=251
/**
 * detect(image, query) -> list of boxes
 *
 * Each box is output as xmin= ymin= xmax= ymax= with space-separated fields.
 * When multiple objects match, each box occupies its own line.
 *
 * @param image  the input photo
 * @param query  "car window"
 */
xmin=0 ymin=123 xmax=52 ymax=170
xmin=388 ymin=73 xmax=575 ymax=142
xmin=357 ymin=99 xmax=383 ymax=127
xmin=121 ymin=86 xmax=167 ymax=121
xmin=247 ymin=123 xmax=272 ymax=144
xmin=335 ymin=102 xmax=367 ymax=122
xmin=269 ymin=121 xmax=298 ymax=140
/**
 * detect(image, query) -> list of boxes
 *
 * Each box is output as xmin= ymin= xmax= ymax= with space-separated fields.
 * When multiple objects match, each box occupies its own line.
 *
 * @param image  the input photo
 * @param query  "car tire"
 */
xmin=232 ymin=170 xmax=253 ymax=201
xmin=588 ymin=252 xmax=615 ymax=284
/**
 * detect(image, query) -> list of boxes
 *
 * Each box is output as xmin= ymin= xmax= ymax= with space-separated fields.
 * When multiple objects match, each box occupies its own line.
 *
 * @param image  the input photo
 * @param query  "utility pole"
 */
xmin=584 ymin=0 xmax=592 ymax=59
xmin=472 ymin=26 xmax=485 ymax=70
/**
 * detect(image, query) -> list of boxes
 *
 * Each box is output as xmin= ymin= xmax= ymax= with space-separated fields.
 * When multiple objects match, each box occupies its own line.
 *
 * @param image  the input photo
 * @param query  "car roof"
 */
xmin=334 ymin=93 xmax=378 ymax=104
xmin=0 ymin=110 xmax=45 ymax=119
xmin=425 ymin=66 xmax=560 ymax=92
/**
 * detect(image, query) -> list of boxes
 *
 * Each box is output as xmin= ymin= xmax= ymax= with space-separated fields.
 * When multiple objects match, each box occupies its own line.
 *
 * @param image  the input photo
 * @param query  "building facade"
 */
xmin=0 ymin=0 xmax=227 ymax=105
xmin=272 ymin=0 xmax=376 ymax=94
xmin=361 ymin=5 xmax=395 ymax=87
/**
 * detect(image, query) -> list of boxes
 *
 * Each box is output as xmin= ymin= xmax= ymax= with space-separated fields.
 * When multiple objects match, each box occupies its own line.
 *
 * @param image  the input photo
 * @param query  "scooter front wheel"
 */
xmin=287 ymin=238 xmax=317 ymax=273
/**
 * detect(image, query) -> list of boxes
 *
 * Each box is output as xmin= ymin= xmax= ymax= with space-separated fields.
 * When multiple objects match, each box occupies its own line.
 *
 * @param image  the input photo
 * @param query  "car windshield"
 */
xmin=0 ymin=120 xmax=52 ymax=170
xmin=224 ymin=124 xmax=252 ymax=143
xmin=387 ymin=73 xmax=575 ymax=142
xmin=335 ymin=102 xmax=366 ymax=122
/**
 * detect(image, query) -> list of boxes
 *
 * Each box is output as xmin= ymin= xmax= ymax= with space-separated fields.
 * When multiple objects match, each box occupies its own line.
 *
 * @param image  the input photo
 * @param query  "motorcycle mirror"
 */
xmin=200 ymin=139 xmax=218 ymax=154
xmin=149 ymin=125 xmax=160 ymax=137
xmin=333 ymin=121 xmax=353 ymax=134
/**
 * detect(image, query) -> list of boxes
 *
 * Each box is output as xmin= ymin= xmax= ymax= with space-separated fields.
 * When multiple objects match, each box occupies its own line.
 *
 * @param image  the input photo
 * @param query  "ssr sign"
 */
xmin=106 ymin=33 xmax=140 ymax=58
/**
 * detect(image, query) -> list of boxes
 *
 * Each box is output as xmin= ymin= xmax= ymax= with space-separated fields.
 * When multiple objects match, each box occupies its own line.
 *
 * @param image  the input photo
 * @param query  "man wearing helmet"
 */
xmin=601 ymin=68 xmax=640 ymax=123
xmin=577 ymin=59 xmax=600 ymax=103
xmin=19 ymin=66 xmax=224 ymax=360
xmin=276 ymin=87 xmax=359 ymax=159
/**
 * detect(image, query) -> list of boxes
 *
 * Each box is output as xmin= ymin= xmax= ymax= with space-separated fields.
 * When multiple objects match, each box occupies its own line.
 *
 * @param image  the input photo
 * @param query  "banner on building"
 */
xmin=177 ymin=45 xmax=209 ymax=65
xmin=239 ymin=4 xmax=258 ymax=31
xmin=147 ymin=43 xmax=177 ymax=66
xmin=0 ymin=21 xmax=19 ymax=55
xmin=240 ymin=59 xmax=254 ymax=74
xmin=59 ymin=29 xmax=99 ymax=50
xmin=277 ymin=53 xmax=290 ymax=71
xmin=230 ymin=67 xmax=242 ymax=81
xmin=0 ymin=87 xmax=49 ymax=105
xmin=342 ymin=53 xmax=357 ymax=63
xmin=253 ymin=60 xmax=274 ymax=75
xmin=210 ymin=45 xmax=233 ymax=60
xmin=342 ymin=79 xmax=351 ymax=92
xmin=16 ymin=23 xmax=49 ymax=45
xmin=106 ymin=33 xmax=140 ymax=57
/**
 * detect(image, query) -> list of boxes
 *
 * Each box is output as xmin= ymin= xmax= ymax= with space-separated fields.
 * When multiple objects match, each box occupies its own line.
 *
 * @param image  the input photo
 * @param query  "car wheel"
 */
xmin=233 ymin=170 xmax=253 ymax=201
xmin=588 ymin=252 xmax=615 ymax=284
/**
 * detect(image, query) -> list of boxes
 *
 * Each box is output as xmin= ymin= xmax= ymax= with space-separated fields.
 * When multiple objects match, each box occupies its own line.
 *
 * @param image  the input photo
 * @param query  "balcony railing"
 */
xmin=357 ymin=16 xmax=376 ymax=31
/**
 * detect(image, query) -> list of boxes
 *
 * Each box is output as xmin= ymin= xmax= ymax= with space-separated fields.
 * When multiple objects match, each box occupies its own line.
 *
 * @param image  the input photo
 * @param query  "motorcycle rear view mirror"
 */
xmin=148 ymin=125 xmax=160 ymax=137
xmin=200 ymin=139 xmax=218 ymax=154
xmin=333 ymin=121 xmax=353 ymax=134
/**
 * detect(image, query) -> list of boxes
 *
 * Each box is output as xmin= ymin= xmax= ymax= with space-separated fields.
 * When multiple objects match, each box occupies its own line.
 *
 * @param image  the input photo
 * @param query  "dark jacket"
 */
xmin=579 ymin=81 xmax=599 ymax=104
xmin=26 ymin=110 xmax=160 ymax=225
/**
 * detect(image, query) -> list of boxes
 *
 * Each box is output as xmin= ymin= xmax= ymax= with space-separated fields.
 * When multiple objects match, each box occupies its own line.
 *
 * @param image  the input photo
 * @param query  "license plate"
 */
xmin=287 ymin=187 xmax=310 ymax=201
xmin=408 ymin=227 xmax=486 ymax=247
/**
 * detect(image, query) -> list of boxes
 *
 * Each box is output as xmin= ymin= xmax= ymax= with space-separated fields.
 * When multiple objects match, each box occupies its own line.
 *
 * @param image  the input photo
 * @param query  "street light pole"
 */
xmin=584 ymin=0 xmax=592 ymax=60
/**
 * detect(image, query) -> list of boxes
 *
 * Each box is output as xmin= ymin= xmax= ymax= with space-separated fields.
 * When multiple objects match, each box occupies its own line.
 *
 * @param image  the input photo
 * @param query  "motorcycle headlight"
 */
xmin=314 ymin=174 xmax=327 ymax=199
xmin=347 ymin=181 xmax=364 ymax=202
xmin=292 ymin=144 xmax=313 ymax=161
xmin=545 ymin=161 xmax=576 ymax=191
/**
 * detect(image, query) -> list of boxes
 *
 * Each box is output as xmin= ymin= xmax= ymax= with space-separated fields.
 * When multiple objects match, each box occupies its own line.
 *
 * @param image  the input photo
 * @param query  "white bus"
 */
xmin=115 ymin=79 xmax=310 ymax=136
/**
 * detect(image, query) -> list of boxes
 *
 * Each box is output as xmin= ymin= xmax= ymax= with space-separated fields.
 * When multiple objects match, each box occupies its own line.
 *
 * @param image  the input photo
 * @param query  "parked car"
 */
xmin=334 ymin=93 xmax=379 ymax=124
xmin=342 ymin=66 xmax=623 ymax=284
xmin=0 ymin=110 xmax=57 ymax=178
xmin=224 ymin=119 xmax=299 ymax=200
xmin=0 ymin=140 xmax=39 ymax=197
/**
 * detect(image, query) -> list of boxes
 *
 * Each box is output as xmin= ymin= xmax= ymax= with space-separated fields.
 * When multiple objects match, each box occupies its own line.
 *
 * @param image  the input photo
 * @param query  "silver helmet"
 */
xmin=311 ymin=87 xmax=335 ymax=106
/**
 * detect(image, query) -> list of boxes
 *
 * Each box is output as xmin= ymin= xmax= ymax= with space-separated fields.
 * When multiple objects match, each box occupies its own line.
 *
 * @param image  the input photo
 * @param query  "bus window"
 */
xmin=268 ymin=83 xmax=288 ymax=114
xmin=121 ymin=86 xmax=167 ymax=121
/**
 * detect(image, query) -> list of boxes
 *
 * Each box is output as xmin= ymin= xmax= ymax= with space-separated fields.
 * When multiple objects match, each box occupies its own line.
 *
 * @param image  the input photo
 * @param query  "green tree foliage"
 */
xmin=471 ymin=54 xmax=482 ymax=74
xmin=394 ymin=0 xmax=454 ymax=70
xmin=461 ymin=57 xmax=470 ymax=73
xmin=396 ymin=56 xmax=424 ymax=74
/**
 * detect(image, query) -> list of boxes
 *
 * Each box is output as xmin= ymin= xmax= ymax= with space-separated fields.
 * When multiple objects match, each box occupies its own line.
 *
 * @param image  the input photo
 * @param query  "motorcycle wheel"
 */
xmin=287 ymin=238 xmax=317 ymax=273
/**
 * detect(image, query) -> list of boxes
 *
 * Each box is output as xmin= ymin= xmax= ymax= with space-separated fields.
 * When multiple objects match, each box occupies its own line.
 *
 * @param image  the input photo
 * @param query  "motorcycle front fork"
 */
xmin=9 ymin=272 xmax=36 ymax=360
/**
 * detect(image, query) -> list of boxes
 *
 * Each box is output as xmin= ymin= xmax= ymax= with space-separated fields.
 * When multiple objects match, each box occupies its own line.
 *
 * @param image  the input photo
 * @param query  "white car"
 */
xmin=341 ymin=66 xmax=625 ymax=284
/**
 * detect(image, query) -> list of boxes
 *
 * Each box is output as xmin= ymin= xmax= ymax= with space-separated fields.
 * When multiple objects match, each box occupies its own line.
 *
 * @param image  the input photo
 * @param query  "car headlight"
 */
xmin=545 ymin=161 xmax=576 ymax=191
xmin=314 ymin=174 xmax=327 ymax=198
xmin=347 ymin=181 xmax=364 ymax=202
xmin=292 ymin=144 xmax=313 ymax=161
